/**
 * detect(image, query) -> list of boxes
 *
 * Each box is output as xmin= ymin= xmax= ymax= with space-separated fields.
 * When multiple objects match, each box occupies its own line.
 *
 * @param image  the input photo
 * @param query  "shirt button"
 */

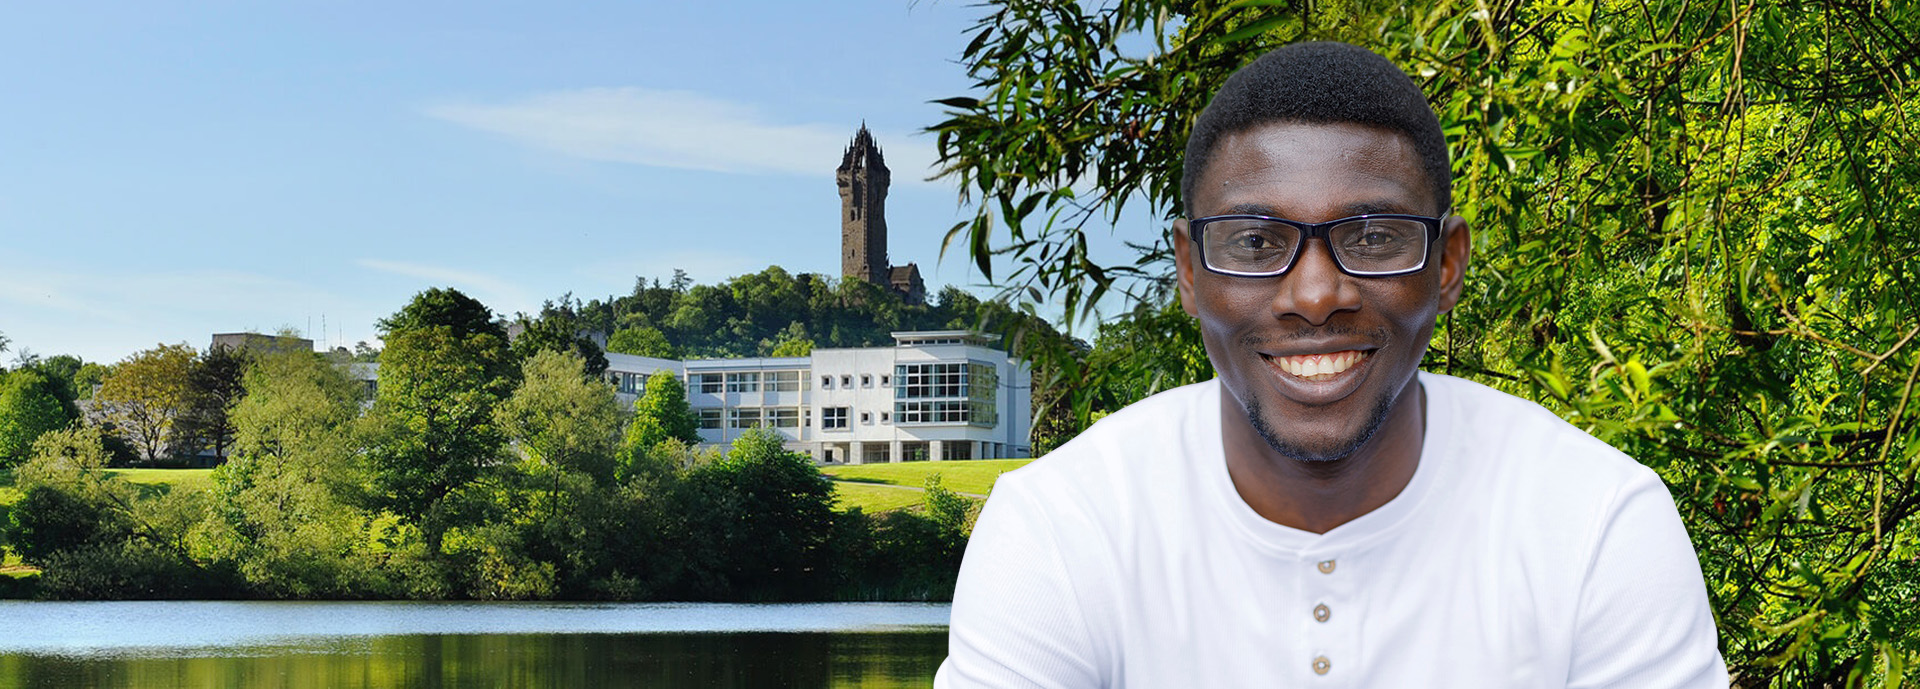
xmin=1313 ymin=603 xmax=1331 ymax=622
xmin=1313 ymin=656 xmax=1331 ymax=675
xmin=1317 ymin=559 xmax=1336 ymax=574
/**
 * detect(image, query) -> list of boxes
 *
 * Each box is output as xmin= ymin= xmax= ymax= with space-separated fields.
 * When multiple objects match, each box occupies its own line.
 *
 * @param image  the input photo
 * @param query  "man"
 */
xmin=936 ymin=42 xmax=1726 ymax=687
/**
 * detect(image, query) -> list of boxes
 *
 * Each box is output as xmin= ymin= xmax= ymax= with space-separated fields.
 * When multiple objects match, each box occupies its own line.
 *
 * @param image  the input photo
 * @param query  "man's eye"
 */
xmin=1354 ymin=231 xmax=1400 ymax=247
xmin=1232 ymin=233 xmax=1276 ymax=250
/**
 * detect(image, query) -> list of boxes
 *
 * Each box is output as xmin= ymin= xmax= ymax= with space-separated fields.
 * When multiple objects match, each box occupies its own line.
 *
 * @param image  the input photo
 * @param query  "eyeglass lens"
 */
xmin=1202 ymin=217 xmax=1429 ymax=275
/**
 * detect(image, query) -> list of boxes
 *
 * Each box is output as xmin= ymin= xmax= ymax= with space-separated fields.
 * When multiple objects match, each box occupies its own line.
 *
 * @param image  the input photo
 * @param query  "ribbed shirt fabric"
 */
xmin=936 ymin=372 xmax=1727 ymax=688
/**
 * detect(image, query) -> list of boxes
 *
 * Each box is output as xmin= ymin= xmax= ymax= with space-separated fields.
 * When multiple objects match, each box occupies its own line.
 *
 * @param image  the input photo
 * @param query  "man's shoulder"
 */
xmin=993 ymin=378 xmax=1216 ymax=512
xmin=1422 ymin=371 xmax=1667 ymax=511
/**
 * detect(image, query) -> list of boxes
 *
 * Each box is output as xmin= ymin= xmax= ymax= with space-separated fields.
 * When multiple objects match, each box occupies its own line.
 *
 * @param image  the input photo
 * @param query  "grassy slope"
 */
xmin=823 ymin=458 xmax=1034 ymax=496
xmin=830 ymin=482 xmax=928 ymax=514
xmin=823 ymin=459 xmax=1035 ymax=514
xmin=105 ymin=468 xmax=215 ymax=493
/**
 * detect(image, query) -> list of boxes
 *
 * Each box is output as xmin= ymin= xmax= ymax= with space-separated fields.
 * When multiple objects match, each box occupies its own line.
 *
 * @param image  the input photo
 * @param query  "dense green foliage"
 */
xmin=94 ymin=344 xmax=197 ymax=463
xmin=168 ymin=345 xmax=249 ymax=463
xmin=0 ymin=370 xmax=75 ymax=467
xmin=619 ymin=370 xmax=702 ymax=481
xmin=572 ymin=266 xmax=1065 ymax=359
xmin=930 ymin=0 xmax=1920 ymax=684
xmin=2 ymin=287 xmax=990 ymax=603
xmin=509 ymin=300 xmax=611 ymax=377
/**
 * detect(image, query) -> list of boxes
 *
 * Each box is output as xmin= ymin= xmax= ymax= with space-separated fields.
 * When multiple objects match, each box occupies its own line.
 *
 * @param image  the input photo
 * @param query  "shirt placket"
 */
xmin=1300 ymin=550 xmax=1358 ymax=688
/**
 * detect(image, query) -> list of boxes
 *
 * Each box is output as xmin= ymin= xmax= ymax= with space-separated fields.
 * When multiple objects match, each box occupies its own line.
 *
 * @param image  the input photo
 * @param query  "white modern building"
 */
xmin=605 ymin=331 xmax=1031 ymax=463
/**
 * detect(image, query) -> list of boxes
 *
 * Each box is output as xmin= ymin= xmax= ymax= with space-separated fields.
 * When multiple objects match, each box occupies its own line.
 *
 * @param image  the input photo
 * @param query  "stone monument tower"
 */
xmin=838 ymin=125 xmax=890 ymax=285
xmin=836 ymin=125 xmax=924 ymax=304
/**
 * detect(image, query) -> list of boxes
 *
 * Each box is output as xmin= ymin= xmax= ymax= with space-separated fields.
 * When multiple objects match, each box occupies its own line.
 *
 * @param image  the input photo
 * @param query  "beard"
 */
xmin=1244 ymin=388 xmax=1397 ymax=463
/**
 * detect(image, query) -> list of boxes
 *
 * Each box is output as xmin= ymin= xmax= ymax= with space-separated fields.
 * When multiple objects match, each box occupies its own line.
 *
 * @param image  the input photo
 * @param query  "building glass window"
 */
xmin=822 ymin=407 xmax=849 ymax=429
xmin=729 ymin=407 xmax=763 ymax=428
xmin=861 ymin=374 xmax=873 ymax=388
xmin=821 ymin=375 xmax=833 ymax=389
xmin=725 ymin=372 xmax=760 ymax=392
xmin=769 ymin=407 xmax=801 ymax=428
xmin=767 ymin=371 xmax=804 ymax=392
xmin=610 ymin=372 xmax=646 ymax=395
xmin=860 ymin=411 xmax=872 ymax=425
xmin=697 ymin=408 xmax=723 ymax=429
xmin=693 ymin=373 xmax=723 ymax=394
xmin=841 ymin=375 xmax=852 ymax=388
xmin=881 ymin=374 xmax=891 ymax=386
xmin=893 ymin=361 xmax=998 ymax=427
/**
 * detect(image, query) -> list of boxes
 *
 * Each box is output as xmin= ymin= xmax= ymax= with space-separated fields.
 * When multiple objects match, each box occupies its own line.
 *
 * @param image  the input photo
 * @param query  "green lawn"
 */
xmin=830 ymin=482 xmax=930 ymax=514
xmin=0 ymin=468 xmax=213 ymax=509
xmin=823 ymin=458 xmax=1033 ymax=496
xmin=105 ymin=468 xmax=215 ymax=493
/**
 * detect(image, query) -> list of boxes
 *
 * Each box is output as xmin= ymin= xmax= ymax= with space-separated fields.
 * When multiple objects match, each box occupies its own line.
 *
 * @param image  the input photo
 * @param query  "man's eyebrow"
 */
xmin=1214 ymin=200 xmax=1420 ymax=219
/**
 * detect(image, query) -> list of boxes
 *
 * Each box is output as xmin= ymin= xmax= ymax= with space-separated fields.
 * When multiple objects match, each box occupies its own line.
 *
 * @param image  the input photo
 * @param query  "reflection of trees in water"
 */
xmin=5 ymin=631 xmax=949 ymax=688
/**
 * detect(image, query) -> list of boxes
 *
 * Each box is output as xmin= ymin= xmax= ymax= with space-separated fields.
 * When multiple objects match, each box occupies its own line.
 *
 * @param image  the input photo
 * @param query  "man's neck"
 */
xmin=1219 ymin=376 xmax=1426 ymax=534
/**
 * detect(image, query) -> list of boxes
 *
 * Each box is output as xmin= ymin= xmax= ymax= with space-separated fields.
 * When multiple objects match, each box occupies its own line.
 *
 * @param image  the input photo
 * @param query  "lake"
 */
xmin=0 ymin=601 xmax=951 ymax=688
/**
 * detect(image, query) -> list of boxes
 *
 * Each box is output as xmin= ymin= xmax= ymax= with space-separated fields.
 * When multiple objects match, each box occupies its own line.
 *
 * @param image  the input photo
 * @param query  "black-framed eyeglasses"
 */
xmin=1187 ymin=212 xmax=1448 ymax=278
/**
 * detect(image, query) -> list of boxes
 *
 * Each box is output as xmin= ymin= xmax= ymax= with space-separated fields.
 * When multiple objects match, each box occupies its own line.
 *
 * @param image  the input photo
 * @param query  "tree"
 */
xmin=606 ymin=326 xmax=678 ymax=359
xmin=204 ymin=345 xmax=374 ymax=597
xmin=7 ymin=427 xmax=216 ymax=598
xmin=931 ymin=1 xmax=1920 ymax=683
xmin=376 ymin=287 xmax=506 ymax=342
xmin=485 ymin=350 xmax=628 ymax=598
xmin=7 ymin=428 xmax=125 ymax=564
xmin=93 ymin=343 xmax=197 ymax=463
xmin=618 ymin=370 xmax=701 ymax=480
xmin=364 ymin=322 xmax=514 ymax=557
xmin=497 ymin=350 xmax=623 ymax=486
xmin=0 ymin=369 xmax=75 ymax=466
xmin=27 ymin=355 xmax=90 ymax=412
xmin=765 ymin=323 xmax=814 ymax=358
xmin=509 ymin=302 xmax=609 ymax=377
xmin=659 ymin=428 xmax=838 ymax=600
xmin=170 ymin=345 xmax=250 ymax=463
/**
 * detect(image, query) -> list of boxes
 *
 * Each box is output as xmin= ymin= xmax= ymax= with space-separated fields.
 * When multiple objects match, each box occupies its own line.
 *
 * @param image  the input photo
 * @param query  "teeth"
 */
xmin=1272 ymin=350 xmax=1367 ymax=380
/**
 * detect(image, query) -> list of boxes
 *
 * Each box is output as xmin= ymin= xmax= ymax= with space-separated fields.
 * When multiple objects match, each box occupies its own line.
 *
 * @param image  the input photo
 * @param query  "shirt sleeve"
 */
xmin=1566 ymin=468 xmax=1729 ymax=688
xmin=935 ymin=475 xmax=1107 ymax=689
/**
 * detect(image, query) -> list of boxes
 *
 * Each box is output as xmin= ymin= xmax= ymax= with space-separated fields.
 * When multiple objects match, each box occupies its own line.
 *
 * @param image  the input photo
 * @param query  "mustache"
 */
xmin=1237 ymin=325 xmax=1391 ymax=349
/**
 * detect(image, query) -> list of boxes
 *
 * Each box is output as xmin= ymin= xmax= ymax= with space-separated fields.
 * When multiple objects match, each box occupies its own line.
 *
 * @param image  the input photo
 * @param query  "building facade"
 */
xmin=606 ymin=331 xmax=1030 ymax=463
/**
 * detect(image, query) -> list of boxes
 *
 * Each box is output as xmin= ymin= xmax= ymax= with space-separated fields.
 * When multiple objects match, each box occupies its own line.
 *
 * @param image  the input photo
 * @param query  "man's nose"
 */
xmin=1271 ymin=240 xmax=1361 ymax=326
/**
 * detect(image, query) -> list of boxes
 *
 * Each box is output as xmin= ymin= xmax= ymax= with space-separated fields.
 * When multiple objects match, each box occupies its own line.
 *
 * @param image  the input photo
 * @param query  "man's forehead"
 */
xmin=1191 ymin=121 xmax=1434 ymax=217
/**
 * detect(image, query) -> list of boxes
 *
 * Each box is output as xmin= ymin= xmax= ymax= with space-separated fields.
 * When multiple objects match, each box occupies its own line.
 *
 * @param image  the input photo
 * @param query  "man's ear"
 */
xmin=1174 ymin=219 xmax=1200 ymax=318
xmin=1436 ymin=213 xmax=1472 ymax=314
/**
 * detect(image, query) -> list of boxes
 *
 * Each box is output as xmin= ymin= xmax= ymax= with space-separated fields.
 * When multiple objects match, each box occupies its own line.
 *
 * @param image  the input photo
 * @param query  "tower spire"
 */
xmin=838 ymin=124 xmax=891 ymax=287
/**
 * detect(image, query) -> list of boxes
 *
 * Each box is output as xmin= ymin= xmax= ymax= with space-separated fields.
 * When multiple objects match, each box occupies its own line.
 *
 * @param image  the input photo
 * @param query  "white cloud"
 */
xmin=424 ymin=87 xmax=944 ymax=184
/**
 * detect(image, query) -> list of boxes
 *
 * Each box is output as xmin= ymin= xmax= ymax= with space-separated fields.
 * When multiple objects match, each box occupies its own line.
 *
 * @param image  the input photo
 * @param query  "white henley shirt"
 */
xmin=937 ymin=371 xmax=1727 ymax=688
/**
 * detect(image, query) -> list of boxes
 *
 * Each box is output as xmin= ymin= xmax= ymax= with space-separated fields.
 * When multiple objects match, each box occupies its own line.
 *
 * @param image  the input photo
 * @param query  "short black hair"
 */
xmin=1181 ymin=42 xmax=1451 ymax=216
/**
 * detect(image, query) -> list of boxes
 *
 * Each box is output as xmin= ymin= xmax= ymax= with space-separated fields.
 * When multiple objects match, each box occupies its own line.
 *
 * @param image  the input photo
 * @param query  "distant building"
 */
xmin=210 ymin=332 xmax=313 ymax=355
xmin=605 ymin=331 xmax=1031 ymax=463
xmin=838 ymin=125 xmax=925 ymax=305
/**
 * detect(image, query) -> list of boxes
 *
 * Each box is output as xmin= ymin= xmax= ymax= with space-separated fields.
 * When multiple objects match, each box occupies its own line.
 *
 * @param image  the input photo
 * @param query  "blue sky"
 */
xmin=0 ymin=1 xmax=1160 ymax=364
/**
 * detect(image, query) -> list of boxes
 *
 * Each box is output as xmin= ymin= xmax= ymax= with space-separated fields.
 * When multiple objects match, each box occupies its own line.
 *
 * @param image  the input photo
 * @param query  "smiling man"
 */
xmin=936 ymin=42 xmax=1727 ymax=688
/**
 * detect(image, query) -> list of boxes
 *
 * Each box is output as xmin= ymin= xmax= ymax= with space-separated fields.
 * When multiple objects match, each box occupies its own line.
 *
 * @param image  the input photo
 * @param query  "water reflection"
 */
xmin=1 ymin=631 xmax=947 ymax=688
xmin=0 ymin=602 xmax=950 ymax=688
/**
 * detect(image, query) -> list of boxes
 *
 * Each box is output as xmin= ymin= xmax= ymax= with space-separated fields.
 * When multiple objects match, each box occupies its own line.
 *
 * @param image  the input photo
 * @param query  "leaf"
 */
xmin=931 ymin=96 xmax=983 ymax=109
xmin=1214 ymin=14 xmax=1294 ymax=45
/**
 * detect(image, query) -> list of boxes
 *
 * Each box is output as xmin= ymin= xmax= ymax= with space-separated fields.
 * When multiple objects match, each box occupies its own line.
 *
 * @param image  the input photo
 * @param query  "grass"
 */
xmin=830 ymin=482 xmax=929 ymax=514
xmin=822 ymin=458 xmax=1033 ymax=497
xmin=105 ymin=467 xmax=216 ymax=493
xmin=0 ymin=468 xmax=213 ymax=509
